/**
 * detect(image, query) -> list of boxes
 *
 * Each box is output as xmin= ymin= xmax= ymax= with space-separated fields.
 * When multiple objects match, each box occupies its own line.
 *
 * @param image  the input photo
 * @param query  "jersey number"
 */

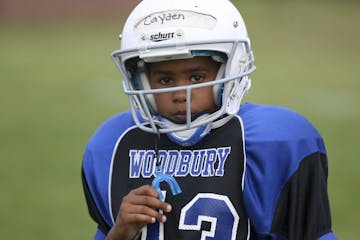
xmin=141 ymin=193 xmax=239 ymax=240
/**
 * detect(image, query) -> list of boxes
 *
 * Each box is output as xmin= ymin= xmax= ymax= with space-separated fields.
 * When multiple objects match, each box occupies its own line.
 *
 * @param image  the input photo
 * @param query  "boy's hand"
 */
xmin=106 ymin=185 xmax=172 ymax=240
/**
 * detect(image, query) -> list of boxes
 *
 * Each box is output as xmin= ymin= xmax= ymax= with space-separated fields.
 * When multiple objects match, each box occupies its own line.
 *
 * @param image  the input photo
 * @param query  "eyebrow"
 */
xmin=150 ymin=66 xmax=209 ymax=76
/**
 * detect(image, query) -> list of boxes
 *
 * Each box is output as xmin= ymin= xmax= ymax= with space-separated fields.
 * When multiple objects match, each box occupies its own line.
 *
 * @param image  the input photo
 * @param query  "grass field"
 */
xmin=0 ymin=1 xmax=359 ymax=239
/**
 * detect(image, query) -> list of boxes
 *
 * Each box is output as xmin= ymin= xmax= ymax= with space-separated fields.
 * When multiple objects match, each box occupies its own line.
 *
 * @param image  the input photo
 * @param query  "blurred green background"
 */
xmin=0 ymin=0 xmax=359 ymax=239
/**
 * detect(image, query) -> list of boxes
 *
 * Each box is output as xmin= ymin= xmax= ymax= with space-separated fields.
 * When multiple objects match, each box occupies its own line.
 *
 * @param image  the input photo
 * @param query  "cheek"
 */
xmin=153 ymin=93 xmax=171 ymax=110
xmin=194 ymin=87 xmax=216 ymax=106
xmin=153 ymin=87 xmax=217 ymax=112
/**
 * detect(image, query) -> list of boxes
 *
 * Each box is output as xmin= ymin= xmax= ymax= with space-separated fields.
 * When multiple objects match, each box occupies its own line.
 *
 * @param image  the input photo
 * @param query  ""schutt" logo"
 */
xmin=149 ymin=32 xmax=175 ymax=42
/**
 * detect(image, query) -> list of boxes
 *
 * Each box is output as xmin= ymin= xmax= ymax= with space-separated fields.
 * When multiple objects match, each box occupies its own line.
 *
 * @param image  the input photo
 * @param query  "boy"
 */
xmin=82 ymin=0 xmax=337 ymax=239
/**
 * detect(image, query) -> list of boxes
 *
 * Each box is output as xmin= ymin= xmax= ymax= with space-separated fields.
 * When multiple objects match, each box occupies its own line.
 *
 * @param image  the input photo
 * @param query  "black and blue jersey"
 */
xmin=82 ymin=103 xmax=336 ymax=240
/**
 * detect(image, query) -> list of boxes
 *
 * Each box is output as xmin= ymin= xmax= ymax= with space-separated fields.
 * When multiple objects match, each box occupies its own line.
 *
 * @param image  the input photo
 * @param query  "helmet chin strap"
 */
xmin=159 ymin=114 xmax=212 ymax=146
xmin=157 ymin=112 xmax=234 ymax=146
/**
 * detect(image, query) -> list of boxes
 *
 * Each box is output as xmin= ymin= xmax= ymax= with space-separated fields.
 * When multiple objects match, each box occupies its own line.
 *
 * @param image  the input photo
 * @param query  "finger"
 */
xmin=126 ymin=213 xmax=157 ymax=224
xmin=122 ymin=205 xmax=168 ymax=224
xmin=126 ymin=186 xmax=172 ymax=212
xmin=131 ymin=185 xmax=158 ymax=198
xmin=122 ymin=200 xmax=170 ymax=220
xmin=132 ymin=195 xmax=172 ymax=213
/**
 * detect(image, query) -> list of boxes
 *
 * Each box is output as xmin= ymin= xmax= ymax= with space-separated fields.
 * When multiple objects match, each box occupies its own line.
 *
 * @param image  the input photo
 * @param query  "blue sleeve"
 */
xmin=319 ymin=232 xmax=337 ymax=240
xmin=239 ymin=103 xmax=336 ymax=239
xmin=94 ymin=229 xmax=106 ymax=240
xmin=82 ymin=111 xmax=137 ymax=237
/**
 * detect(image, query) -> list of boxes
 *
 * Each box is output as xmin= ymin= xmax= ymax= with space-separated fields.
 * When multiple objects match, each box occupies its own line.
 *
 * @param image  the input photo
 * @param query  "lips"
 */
xmin=172 ymin=111 xmax=188 ymax=123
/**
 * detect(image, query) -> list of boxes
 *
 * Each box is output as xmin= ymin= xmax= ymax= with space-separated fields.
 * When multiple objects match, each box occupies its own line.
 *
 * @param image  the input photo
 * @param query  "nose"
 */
xmin=171 ymin=78 xmax=189 ymax=103
xmin=173 ymin=89 xmax=187 ymax=103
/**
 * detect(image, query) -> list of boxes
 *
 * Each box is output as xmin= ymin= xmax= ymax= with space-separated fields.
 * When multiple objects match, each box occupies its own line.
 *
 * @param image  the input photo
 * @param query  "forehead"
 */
xmin=149 ymin=56 xmax=219 ymax=74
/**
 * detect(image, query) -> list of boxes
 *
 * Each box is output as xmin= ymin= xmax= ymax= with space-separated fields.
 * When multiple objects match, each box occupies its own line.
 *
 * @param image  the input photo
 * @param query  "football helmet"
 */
xmin=111 ymin=0 xmax=255 ymax=146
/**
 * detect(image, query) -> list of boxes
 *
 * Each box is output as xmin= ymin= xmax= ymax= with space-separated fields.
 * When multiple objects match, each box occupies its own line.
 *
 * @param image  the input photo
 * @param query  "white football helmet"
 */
xmin=111 ymin=0 xmax=255 ymax=146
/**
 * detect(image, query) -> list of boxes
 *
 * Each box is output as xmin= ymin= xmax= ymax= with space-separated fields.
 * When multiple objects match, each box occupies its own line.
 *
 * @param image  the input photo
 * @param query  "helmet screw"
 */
xmin=176 ymin=30 xmax=183 ymax=37
xmin=233 ymin=21 xmax=239 ymax=28
xmin=141 ymin=34 xmax=147 ymax=40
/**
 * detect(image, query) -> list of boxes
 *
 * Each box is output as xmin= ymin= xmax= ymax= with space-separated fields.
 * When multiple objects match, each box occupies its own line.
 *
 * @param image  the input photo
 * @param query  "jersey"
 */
xmin=82 ymin=102 xmax=337 ymax=240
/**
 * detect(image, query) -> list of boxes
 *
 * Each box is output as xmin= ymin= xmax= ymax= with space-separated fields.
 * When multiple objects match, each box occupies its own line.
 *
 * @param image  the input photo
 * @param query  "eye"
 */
xmin=190 ymin=74 xmax=205 ymax=83
xmin=157 ymin=77 xmax=173 ymax=86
